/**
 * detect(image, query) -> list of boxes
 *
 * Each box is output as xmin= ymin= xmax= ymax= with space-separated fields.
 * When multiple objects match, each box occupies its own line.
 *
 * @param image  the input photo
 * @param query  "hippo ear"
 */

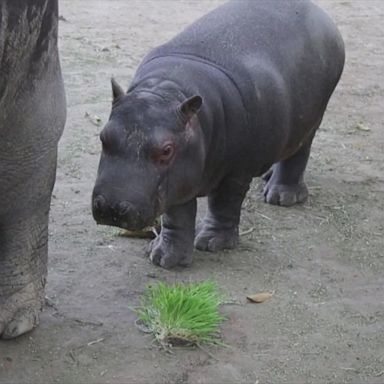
xmin=179 ymin=95 xmax=202 ymax=120
xmin=111 ymin=77 xmax=125 ymax=103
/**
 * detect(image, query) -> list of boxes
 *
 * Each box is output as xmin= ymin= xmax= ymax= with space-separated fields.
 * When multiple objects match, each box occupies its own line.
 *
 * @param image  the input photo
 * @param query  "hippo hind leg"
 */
xmin=263 ymin=128 xmax=317 ymax=207
xmin=195 ymin=174 xmax=252 ymax=252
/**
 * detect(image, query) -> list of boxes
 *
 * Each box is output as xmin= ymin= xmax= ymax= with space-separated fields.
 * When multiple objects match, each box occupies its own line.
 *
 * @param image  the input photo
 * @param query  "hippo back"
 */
xmin=140 ymin=0 xmax=345 ymax=117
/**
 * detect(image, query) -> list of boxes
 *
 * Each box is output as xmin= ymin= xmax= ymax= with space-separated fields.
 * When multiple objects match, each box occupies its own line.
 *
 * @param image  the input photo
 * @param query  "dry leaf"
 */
xmin=355 ymin=122 xmax=370 ymax=132
xmin=117 ymin=218 xmax=161 ymax=239
xmin=246 ymin=292 xmax=273 ymax=303
xmin=118 ymin=228 xmax=156 ymax=239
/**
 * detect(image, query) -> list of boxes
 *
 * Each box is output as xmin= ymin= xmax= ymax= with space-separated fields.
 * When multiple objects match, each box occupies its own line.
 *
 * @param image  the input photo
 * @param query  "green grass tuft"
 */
xmin=135 ymin=281 xmax=226 ymax=347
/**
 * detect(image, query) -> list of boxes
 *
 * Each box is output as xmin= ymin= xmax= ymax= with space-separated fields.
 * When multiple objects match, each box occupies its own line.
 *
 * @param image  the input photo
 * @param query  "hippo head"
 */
xmin=92 ymin=79 xmax=204 ymax=230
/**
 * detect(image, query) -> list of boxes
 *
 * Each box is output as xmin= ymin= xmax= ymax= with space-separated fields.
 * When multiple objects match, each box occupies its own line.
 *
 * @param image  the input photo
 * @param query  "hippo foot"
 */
xmin=263 ymin=182 xmax=308 ymax=206
xmin=148 ymin=235 xmax=193 ymax=269
xmin=0 ymin=279 xmax=44 ymax=339
xmin=194 ymin=226 xmax=239 ymax=252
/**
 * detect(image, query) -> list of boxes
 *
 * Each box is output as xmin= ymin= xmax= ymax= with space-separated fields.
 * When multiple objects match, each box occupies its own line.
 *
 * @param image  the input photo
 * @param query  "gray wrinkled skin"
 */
xmin=93 ymin=0 xmax=344 ymax=269
xmin=0 ymin=0 xmax=66 ymax=339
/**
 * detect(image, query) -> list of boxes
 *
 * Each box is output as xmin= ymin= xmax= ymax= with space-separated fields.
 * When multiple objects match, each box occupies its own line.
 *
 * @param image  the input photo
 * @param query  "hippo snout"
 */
xmin=92 ymin=194 xmax=153 ymax=230
xmin=117 ymin=201 xmax=134 ymax=216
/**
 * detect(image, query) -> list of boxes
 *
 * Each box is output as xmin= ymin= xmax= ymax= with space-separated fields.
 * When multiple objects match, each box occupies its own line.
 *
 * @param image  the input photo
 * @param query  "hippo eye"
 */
xmin=152 ymin=142 xmax=175 ymax=166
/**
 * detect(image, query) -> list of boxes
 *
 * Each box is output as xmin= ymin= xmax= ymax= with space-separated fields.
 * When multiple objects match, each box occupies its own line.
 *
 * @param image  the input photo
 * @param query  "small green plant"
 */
xmin=135 ymin=281 xmax=226 ymax=347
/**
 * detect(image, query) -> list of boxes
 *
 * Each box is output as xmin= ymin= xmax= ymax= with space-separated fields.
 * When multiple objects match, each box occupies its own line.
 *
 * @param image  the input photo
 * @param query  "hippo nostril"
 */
xmin=117 ymin=201 xmax=133 ymax=216
xmin=93 ymin=195 xmax=107 ymax=213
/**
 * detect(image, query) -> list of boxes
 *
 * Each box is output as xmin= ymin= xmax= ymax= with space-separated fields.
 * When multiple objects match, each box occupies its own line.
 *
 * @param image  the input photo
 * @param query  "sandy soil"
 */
xmin=1 ymin=1 xmax=383 ymax=383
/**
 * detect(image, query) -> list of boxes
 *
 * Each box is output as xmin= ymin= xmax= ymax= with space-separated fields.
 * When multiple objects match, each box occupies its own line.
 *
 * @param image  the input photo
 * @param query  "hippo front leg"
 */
xmin=148 ymin=199 xmax=197 ymax=269
xmin=195 ymin=174 xmax=252 ymax=252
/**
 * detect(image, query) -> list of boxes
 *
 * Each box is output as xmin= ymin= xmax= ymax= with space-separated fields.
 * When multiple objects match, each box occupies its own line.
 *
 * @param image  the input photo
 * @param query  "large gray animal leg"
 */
xmin=195 ymin=174 xmax=252 ymax=252
xmin=149 ymin=199 xmax=197 ymax=269
xmin=263 ymin=130 xmax=317 ymax=206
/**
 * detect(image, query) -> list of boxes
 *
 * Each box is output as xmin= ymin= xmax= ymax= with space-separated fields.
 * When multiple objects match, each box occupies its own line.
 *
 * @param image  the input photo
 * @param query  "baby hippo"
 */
xmin=92 ymin=0 xmax=344 ymax=268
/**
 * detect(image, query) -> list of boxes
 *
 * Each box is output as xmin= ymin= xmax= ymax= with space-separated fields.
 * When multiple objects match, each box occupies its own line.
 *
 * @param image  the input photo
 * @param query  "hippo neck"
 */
xmin=0 ymin=1 xmax=59 ymax=104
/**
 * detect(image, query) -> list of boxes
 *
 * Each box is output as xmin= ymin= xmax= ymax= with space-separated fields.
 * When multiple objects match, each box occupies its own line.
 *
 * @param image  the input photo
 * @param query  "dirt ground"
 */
xmin=1 ymin=0 xmax=383 ymax=383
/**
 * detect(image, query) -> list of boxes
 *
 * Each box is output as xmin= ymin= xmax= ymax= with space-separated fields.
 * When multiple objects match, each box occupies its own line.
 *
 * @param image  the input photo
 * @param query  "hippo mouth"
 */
xmin=95 ymin=215 xmax=158 ymax=232
xmin=92 ymin=195 xmax=159 ymax=231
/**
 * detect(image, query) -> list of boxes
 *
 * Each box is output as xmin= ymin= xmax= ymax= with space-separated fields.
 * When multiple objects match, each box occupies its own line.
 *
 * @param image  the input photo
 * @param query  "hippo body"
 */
xmin=0 ymin=0 xmax=65 ymax=338
xmin=93 ymin=0 xmax=344 ymax=268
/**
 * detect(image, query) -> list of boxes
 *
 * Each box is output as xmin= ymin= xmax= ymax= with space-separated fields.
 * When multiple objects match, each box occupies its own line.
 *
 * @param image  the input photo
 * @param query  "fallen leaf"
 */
xmin=355 ymin=122 xmax=370 ymax=131
xmin=117 ymin=218 xmax=161 ymax=239
xmin=246 ymin=292 xmax=273 ymax=303
xmin=118 ymin=228 xmax=156 ymax=239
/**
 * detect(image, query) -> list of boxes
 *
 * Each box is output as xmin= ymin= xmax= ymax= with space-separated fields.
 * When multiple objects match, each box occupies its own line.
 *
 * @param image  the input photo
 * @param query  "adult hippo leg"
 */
xmin=149 ymin=199 xmax=197 ymax=269
xmin=263 ymin=129 xmax=318 ymax=207
xmin=195 ymin=174 xmax=252 ymax=252
xmin=0 ymin=136 xmax=62 ymax=339
xmin=0 ymin=202 xmax=51 ymax=339
xmin=0 ymin=0 xmax=65 ymax=338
